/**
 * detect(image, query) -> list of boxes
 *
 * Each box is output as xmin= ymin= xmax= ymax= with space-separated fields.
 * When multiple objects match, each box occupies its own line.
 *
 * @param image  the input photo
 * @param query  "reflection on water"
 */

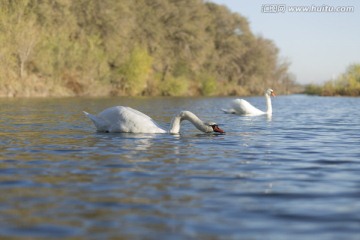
xmin=0 ymin=96 xmax=359 ymax=239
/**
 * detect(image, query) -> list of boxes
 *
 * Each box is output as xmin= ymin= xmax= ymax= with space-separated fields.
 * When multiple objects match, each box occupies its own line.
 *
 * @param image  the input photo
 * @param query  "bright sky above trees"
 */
xmin=211 ymin=0 xmax=360 ymax=84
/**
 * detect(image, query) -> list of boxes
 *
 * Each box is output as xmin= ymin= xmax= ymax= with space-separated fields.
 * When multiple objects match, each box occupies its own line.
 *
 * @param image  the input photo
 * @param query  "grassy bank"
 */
xmin=305 ymin=64 xmax=360 ymax=96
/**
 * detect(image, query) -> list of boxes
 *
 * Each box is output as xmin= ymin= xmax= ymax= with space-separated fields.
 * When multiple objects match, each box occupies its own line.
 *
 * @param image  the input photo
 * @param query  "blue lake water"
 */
xmin=0 ymin=95 xmax=359 ymax=239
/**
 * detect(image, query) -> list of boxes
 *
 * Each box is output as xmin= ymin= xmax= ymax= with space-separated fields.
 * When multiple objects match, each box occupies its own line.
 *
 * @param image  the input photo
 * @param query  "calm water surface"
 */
xmin=0 ymin=95 xmax=359 ymax=239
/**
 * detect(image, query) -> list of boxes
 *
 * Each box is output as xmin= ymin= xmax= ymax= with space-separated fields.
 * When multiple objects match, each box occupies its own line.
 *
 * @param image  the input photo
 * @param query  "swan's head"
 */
xmin=174 ymin=111 xmax=225 ymax=134
xmin=266 ymin=89 xmax=276 ymax=97
xmin=205 ymin=122 xmax=225 ymax=133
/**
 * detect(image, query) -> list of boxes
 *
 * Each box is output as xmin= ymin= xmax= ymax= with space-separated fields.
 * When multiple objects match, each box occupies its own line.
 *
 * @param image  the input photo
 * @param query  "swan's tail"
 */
xmin=83 ymin=111 xmax=108 ymax=131
xmin=222 ymin=108 xmax=236 ymax=114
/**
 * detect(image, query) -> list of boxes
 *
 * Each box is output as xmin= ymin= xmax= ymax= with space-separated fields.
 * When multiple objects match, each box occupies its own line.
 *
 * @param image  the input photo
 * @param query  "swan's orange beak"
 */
xmin=271 ymin=91 xmax=276 ymax=97
xmin=213 ymin=125 xmax=225 ymax=133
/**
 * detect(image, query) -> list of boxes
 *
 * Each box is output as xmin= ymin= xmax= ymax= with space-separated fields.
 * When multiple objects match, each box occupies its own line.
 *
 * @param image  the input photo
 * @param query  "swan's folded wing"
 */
xmin=231 ymin=99 xmax=251 ymax=114
xmin=124 ymin=107 xmax=152 ymax=120
xmin=98 ymin=106 xmax=165 ymax=133
xmin=120 ymin=107 xmax=165 ymax=133
xmin=232 ymin=99 xmax=263 ymax=115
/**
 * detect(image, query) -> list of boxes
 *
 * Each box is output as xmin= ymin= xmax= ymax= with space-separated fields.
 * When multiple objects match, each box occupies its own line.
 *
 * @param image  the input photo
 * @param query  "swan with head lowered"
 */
xmin=84 ymin=106 xmax=225 ymax=134
xmin=222 ymin=89 xmax=275 ymax=116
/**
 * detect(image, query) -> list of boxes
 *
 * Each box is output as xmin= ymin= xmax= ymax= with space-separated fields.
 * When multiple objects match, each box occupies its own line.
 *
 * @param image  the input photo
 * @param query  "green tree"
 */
xmin=0 ymin=0 xmax=39 ymax=79
xmin=0 ymin=0 xmax=295 ymax=97
xmin=117 ymin=46 xmax=153 ymax=96
xmin=305 ymin=64 xmax=360 ymax=96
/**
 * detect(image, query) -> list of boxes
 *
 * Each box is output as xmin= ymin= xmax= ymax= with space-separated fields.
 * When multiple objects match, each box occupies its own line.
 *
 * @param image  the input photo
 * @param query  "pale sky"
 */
xmin=210 ymin=0 xmax=360 ymax=84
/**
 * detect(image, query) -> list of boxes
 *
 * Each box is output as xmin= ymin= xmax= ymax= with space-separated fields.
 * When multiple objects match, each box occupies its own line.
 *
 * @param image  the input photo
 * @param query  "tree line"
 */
xmin=0 ymin=0 xmax=298 ymax=97
xmin=305 ymin=64 xmax=360 ymax=96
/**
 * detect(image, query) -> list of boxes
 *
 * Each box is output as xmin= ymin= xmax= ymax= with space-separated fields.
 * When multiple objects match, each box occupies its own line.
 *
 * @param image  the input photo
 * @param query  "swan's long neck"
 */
xmin=265 ymin=93 xmax=272 ymax=114
xmin=169 ymin=111 xmax=209 ymax=134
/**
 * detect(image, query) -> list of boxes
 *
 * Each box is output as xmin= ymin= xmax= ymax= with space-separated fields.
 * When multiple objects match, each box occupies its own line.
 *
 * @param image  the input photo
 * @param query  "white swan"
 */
xmin=84 ymin=106 xmax=225 ymax=134
xmin=223 ymin=89 xmax=275 ymax=115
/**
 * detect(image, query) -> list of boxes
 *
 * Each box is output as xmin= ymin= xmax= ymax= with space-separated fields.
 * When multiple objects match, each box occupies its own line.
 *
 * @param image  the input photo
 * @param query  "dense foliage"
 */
xmin=0 ymin=0 xmax=297 ymax=97
xmin=305 ymin=64 xmax=360 ymax=96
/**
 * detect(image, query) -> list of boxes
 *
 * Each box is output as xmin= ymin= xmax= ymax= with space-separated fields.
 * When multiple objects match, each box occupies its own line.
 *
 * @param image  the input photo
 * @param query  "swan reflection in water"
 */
xmin=85 ymin=132 xmax=183 ymax=163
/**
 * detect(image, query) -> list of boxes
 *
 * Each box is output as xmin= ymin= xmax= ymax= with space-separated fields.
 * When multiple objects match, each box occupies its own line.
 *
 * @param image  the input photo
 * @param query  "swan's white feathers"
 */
xmin=85 ymin=106 xmax=166 ymax=133
xmin=83 ymin=111 xmax=109 ymax=132
xmin=231 ymin=99 xmax=264 ymax=115
xmin=222 ymin=88 xmax=274 ymax=116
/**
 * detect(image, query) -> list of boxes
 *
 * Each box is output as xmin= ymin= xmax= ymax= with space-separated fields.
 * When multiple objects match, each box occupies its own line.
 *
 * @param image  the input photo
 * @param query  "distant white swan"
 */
xmin=84 ymin=106 xmax=225 ymax=134
xmin=223 ymin=89 xmax=275 ymax=115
